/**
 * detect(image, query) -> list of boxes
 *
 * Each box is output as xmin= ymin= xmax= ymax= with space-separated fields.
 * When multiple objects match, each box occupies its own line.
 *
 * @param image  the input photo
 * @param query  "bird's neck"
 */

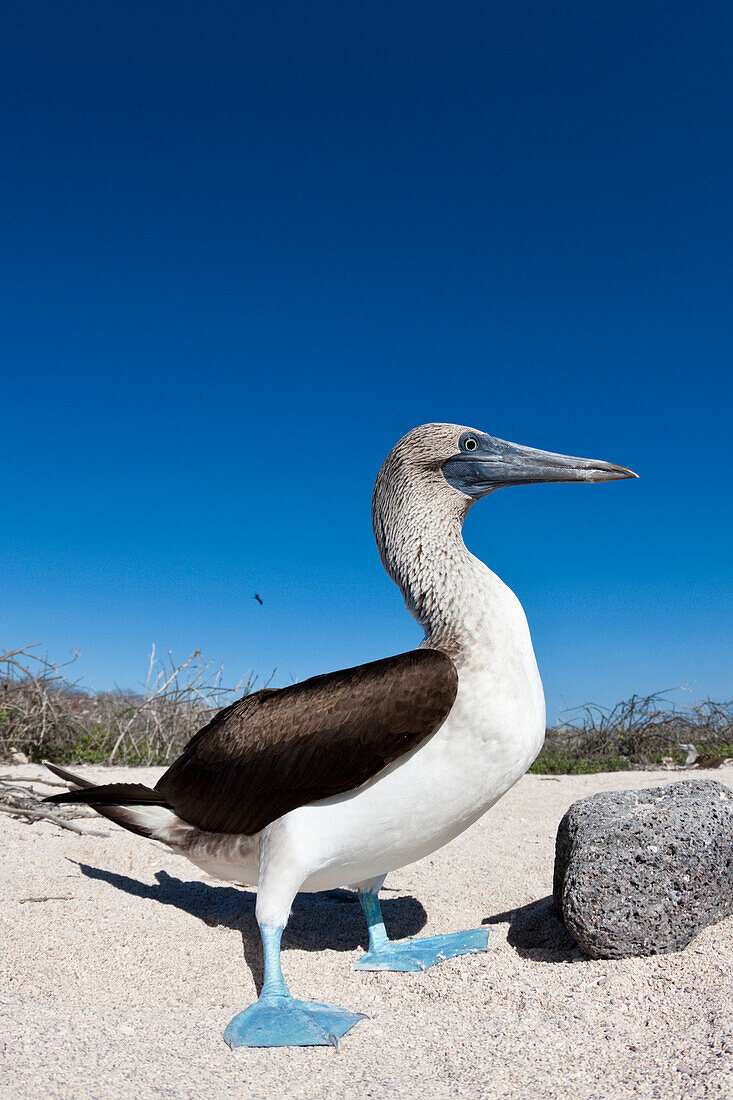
xmin=373 ymin=485 xmax=532 ymax=666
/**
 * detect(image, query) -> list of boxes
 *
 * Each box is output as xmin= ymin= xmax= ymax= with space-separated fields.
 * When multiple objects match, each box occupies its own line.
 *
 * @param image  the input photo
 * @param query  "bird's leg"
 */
xmin=223 ymin=867 xmax=366 ymax=1048
xmin=353 ymin=884 xmax=490 ymax=973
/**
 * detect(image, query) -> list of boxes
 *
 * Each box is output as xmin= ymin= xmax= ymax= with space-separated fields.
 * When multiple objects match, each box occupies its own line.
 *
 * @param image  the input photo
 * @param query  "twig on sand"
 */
xmin=18 ymin=896 xmax=74 ymax=903
xmin=0 ymin=804 xmax=110 ymax=837
xmin=1 ymin=776 xmax=103 ymax=823
xmin=0 ymin=774 xmax=72 ymax=789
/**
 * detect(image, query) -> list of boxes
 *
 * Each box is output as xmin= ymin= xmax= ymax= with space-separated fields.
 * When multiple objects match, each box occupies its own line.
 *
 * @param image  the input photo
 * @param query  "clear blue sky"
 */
xmin=2 ymin=1 xmax=731 ymax=721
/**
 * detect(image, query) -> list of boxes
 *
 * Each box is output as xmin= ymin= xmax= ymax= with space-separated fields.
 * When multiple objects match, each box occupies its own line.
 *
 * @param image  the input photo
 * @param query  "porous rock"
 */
xmin=553 ymin=779 xmax=733 ymax=958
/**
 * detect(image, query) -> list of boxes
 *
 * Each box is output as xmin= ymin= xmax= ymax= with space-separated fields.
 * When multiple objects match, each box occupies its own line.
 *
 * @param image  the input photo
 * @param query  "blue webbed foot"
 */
xmin=224 ymin=993 xmax=367 ymax=1048
xmin=353 ymin=926 xmax=490 ymax=972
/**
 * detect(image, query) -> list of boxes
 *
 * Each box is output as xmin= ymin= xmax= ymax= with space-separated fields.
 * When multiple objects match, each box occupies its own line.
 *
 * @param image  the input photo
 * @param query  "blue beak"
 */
xmin=441 ymin=432 xmax=637 ymax=500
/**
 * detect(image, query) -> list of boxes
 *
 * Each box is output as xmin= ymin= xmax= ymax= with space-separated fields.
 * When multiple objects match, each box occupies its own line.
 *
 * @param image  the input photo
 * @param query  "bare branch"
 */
xmin=0 ymin=804 xmax=110 ymax=836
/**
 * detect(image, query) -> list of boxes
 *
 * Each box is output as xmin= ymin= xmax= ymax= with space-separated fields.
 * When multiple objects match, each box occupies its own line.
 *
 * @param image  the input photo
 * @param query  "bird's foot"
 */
xmin=353 ymin=926 xmax=490 ymax=972
xmin=223 ymin=992 xmax=367 ymax=1049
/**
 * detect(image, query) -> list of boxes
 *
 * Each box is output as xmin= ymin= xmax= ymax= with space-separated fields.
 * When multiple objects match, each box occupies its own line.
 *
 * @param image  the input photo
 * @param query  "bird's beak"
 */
xmin=482 ymin=441 xmax=638 ymax=487
xmin=441 ymin=435 xmax=638 ymax=498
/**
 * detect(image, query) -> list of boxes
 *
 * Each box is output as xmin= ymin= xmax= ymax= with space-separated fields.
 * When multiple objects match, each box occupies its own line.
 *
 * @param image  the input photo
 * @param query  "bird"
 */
xmin=45 ymin=423 xmax=636 ymax=1049
xmin=678 ymin=743 xmax=727 ymax=769
xmin=253 ymin=594 xmax=263 ymax=605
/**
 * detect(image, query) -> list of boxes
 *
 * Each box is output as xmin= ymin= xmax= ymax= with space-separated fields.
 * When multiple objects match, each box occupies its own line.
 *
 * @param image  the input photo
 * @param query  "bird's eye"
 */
xmin=463 ymin=436 xmax=478 ymax=452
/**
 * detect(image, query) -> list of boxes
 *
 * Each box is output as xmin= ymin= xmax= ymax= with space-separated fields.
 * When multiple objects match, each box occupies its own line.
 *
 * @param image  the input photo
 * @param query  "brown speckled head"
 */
xmin=372 ymin=422 xmax=636 ymax=633
xmin=372 ymin=424 xmax=475 ymax=594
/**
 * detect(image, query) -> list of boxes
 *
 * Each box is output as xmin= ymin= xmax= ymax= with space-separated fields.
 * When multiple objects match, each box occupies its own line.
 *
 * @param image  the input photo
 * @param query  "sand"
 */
xmin=1 ymin=764 xmax=731 ymax=1100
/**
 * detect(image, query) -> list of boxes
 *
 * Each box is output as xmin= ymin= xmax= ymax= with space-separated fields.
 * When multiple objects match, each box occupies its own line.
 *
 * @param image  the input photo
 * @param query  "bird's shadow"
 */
xmin=73 ymin=862 xmax=427 ymax=993
xmin=483 ymin=895 xmax=581 ymax=963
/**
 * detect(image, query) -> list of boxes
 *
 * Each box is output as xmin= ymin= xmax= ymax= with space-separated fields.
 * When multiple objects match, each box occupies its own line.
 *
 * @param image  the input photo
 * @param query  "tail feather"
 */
xmin=42 ymin=762 xmax=177 ymax=841
xmin=45 ymin=782 xmax=169 ymax=807
xmin=43 ymin=761 xmax=96 ymax=790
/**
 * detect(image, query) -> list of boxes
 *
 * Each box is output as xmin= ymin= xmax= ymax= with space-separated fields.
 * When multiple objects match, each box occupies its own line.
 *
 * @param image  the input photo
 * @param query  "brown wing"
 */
xmin=155 ymin=648 xmax=457 ymax=835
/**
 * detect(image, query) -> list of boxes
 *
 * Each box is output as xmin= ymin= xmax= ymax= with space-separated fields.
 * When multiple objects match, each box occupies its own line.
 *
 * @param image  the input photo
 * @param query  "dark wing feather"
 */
xmin=155 ymin=649 xmax=457 ymax=835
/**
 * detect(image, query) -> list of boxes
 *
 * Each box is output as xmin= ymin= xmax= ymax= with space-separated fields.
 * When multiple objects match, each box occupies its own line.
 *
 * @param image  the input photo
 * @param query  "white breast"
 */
xmin=270 ymin=564 xmax=545 ymax=892
xmin=181 ymin=555 xmax=545 ymax=897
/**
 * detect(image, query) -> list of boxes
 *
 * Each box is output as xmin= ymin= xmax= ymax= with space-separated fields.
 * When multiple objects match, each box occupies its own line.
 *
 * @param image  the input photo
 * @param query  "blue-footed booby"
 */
xmin=46 ymin=423 xmax=636 ymax=1048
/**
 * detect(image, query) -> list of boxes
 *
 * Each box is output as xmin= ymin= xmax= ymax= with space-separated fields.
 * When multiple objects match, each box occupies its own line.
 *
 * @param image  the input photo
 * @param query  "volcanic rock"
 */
xmin=553 ymin=779 xmax=733 ymax=958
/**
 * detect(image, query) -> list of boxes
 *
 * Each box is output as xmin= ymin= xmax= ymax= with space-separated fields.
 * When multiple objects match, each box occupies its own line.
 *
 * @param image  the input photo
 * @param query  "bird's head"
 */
xmin=373 ymin=423 xmax=636 ymax=626
xmin=375 ymin=422 xmax=636 ymax=515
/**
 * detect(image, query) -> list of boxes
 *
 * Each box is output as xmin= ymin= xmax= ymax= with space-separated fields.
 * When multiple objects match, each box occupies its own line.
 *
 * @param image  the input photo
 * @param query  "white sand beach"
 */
xmin=2 ymin=765 xmax=731 ymax=1100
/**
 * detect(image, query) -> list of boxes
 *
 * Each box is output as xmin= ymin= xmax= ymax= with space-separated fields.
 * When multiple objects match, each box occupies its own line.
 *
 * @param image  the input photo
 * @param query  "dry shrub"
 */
xmin=2 ymin=647 xmax=731 ymax=773
xmin=0 ymin=645 xmax=262 ymax=766
xmin=536 ymin=688 xmax=733 ymax=772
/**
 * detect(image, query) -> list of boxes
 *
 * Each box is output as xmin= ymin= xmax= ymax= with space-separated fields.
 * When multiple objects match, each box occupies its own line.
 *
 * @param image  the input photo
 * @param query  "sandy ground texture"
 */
xmin=1 ymin=764 xmax=732 ymax=1100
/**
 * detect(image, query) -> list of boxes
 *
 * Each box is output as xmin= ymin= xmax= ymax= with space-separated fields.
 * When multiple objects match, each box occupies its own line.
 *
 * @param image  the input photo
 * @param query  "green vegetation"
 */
xmin=43 ymin=729 xmax=171 ymax=767
xmin=1 ymin=646 xmax=731 ymax=773
xmin=529 ymin=754 xmax=632 ymax=775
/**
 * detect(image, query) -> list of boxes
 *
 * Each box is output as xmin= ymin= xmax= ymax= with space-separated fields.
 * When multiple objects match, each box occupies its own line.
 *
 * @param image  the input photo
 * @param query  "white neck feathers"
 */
xmin=372 ymin=456 xmax=529 ymax=663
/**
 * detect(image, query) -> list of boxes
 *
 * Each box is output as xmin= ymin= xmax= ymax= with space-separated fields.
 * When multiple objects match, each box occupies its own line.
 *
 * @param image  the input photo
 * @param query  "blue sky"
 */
xmin=2 ymin=1 xmax=731 ymax=721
